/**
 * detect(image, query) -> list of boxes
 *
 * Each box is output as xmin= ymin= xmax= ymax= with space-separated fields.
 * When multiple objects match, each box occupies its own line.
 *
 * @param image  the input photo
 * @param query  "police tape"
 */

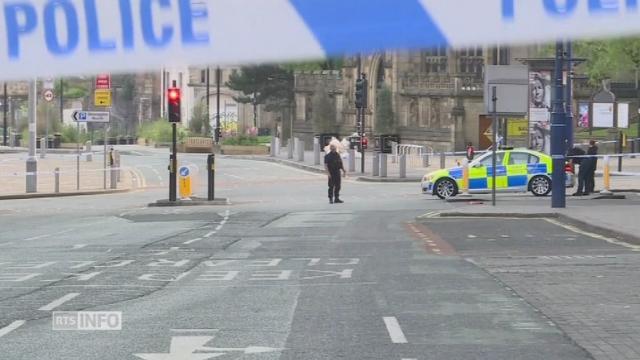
xmin=4 ymin=0 xmax=640 ymax=80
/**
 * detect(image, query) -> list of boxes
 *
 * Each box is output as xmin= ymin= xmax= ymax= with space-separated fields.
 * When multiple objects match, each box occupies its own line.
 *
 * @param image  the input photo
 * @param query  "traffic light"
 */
xmin=167 ymin=87 xmax=181 ymax=123
xmin=355 ymin=77 xmax=368 ymax=109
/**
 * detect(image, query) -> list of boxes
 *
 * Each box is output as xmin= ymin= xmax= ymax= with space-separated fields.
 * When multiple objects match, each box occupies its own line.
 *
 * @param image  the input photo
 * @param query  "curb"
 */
xmin=0 ymin=188 xmax=131 ymax=200
xmin=356 ymin=176 xmax=421 ymax=183
xmin=431 ymin=211 xmax=640 ymax=246
xmin=149 ymin=197 xmax=230 ymax=207
xmin=221 ymin=155 xmax=325 ymax=174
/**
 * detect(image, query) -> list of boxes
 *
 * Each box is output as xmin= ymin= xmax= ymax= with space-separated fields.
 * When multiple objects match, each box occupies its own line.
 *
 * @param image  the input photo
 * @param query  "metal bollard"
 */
xmin=399 ymin=154 xmax=407 ymax=178
xmin=287 ymin=140 xmax=293 ymax=159
xmin=275 ymin=138 xmax=281 ymax=156
xmin=270 ymin=137 xmax=276 ymax=157
xmin=207 ymin=154 xmax=216 ymax=200
xmin=54 ymin=167 xmax=60 ymax=193
xmin=348 ymin=149 xmax=356 ymax=172
xmin=110 ymin=166 xmax=117 ymax=189
xmin=115 ymin=150 xmax=121 ymax=182
xmin=40 ymin=138 xmax=46 ymax=159
xmin=600 ymin=156 xmax=612 ymax=195
xmin=380 ymin=153 xmax=388 ymax=178
xmin=372 ymin=153 xmax=380 ymax=176
xmin=440 ymin=152 xmax=446 ymax=169
xmin=297 ymin=140 xmax=305 ymax=162
xmin=422 ymin=153 xmax=430 ymax=168
xmin=314 ymin=138 xmax=321 ymax=165
xmin=460 ymin=158 xmax=470 ymax=196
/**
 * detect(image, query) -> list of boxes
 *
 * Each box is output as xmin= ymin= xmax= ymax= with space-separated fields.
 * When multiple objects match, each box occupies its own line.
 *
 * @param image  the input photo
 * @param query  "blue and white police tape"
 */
xmin=2 ymin=0 xmax=640 ymax=80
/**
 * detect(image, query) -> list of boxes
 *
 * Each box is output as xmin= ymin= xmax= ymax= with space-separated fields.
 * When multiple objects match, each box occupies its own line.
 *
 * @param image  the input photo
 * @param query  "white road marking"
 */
xmin=204 ymin=231 xmax=216 ymax=238
xmin=545 ymin=218 xmax=640 ymax=252
xmin=39 ymin=293 xmax=80 ymax=311
xmin=170 ymin=329 xmax=218 ymax=333
xmin=0 ymin=320 xmax=25 ymax=338
xmin=0 ymin=242 xmax=14 ymax=247
xmin=183 ymin=238 xmax=203 ymax=245
xmin=72 ymin=244 xmax=87 ymax=249
xmin=467 ymin=235 xmax=477 ymax=238
xmin=383 ymin=317 xmax=408 ymax=344
xmin=23 ymin=234 xmax=50 ymax=241
xmin=215 ymin=225 xmax=223 ymax=231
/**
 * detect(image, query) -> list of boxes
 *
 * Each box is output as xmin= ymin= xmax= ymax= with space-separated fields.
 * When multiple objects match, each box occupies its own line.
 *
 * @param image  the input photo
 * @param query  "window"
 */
xmin=509 ymin=152 xmax=540 ymax=165
xmin=458 ymin=47 xmax=484 ymax=75
xmin=422 ymin=47 xmax=448 ymax=74
xmin=478 ymin=152 xmax=505 ymax=167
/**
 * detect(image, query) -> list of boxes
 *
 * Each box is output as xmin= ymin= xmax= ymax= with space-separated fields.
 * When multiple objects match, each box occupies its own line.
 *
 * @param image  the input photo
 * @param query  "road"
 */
xmin=0 ymin=148 xmax=637 ymax=359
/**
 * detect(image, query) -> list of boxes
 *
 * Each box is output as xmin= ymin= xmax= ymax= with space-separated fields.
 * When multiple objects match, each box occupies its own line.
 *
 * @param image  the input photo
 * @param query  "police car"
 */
xmin=422 ymin=148 xmax=575 ymax=199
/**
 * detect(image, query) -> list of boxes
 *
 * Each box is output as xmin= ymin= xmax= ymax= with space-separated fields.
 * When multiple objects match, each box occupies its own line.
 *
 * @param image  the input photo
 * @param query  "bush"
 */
xmin=60 ymin=124 xmax=88 ymax=143
xmin=222 ymin=135 xmax=260 ymax=146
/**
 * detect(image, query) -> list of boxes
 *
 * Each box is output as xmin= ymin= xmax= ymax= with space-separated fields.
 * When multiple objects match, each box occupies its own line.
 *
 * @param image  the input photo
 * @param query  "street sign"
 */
xmin=179 ymin=166 xmax=190 ymax=177
xmin=96 ymin=74 xmax=111 ymax=89
xmin=72 ymin=111 xmax=110 ymax=123
xmin=43 ymin=89 xmax=54 ymax=102
xmin=94 ymin=90 xmax=112 ymax=107
xmin=179 ymin=166 xmax=192 ymax=199
xmin=44 ymin=78 xmax=55 ymax=90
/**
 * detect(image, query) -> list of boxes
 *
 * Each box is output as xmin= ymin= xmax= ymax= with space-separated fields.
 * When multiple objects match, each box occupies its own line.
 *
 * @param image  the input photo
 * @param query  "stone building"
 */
xmin=293 ymin=46 xmax=542 ymax=151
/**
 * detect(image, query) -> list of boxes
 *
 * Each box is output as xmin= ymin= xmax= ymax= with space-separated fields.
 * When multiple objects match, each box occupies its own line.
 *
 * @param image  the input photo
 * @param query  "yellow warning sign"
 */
xmin=179 ymin=166 xmax=192 ymax=199
xmin=507 ymin=119 xmax=529 ymax=137
xmin=94 ymin=89 xmax=112 ymax=107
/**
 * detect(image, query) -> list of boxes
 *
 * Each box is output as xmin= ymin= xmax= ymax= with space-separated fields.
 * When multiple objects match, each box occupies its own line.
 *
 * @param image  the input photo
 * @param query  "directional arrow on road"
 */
xmin=133 ymin=336 xmax=282 ymax=360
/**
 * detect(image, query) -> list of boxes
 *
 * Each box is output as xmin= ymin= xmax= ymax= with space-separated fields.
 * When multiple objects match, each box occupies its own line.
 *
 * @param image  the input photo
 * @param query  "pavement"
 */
xmin=0 ymin=146 xmax=639 ymax=359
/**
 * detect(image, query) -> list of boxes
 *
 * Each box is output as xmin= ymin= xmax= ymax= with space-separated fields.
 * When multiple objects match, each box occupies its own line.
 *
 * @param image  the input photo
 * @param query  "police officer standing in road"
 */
xmin=325 ymin=144 xmax=346 ymax=204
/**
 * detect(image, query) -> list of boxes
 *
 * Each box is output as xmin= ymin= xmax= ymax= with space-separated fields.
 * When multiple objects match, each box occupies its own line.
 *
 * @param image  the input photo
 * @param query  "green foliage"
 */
xmin=222 ymin=135 xmax=260 ymax=146
xmin=569 ymin=37 xmax=640 ymax=85
xmin=139 ymin=119 xmax=174 ymax=143
xmin=60 ymin=124 xmax=89 ymax=143
xmin=55 ymin=79 xmax=89 ymax=99
xmin=189 ymin=102 xmax=211 ymax=136
xmin=375 ymin=86 xmax=396 ymax=134
xmin=226 ymin=65 xmax=294 ymax=107
xmin=311 ymin=89 xmax=336 ymax=133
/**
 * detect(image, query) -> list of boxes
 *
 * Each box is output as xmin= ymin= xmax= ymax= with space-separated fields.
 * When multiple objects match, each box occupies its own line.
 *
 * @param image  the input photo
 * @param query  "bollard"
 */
xmin=85 ymin=141 xmax=92 ymax=152
xmin=115 ymin=150 xmax=121 ymax=182
xmin=314 ymin=138 xmax=321 ymax=165
xmin=372 ymin=153 xmax=380 ymax=176
xmin=110 ymin=166 xmax=117 ymax=189
xmin=460 ymin=158 xmax=470 ymax=196
xmin=600 ymin=156 xmax=612 ymax=195
xmin=391 ymin=145 xmax=397 ymax=164
xmin=380 ymin=153 xmax=388 ymax=178
xmin=54 ymin=167 xmax=60 ymax=193
xmin=440 ymin=152 xmax=446 ymax=169
xmin=270 ymin=137 xmax=276 ymax=157
xmin=207 ymin=154 xmax=216 ymax=200
xmin=348 ymin=149 xmax=356 ymax=172
xmin=275 ymin=138 xmax=281 ymax=156
xmin=287 ymin=140 xmax=293 ymax=159
xmin=399 ymin=154 xmax=407 ymax=178
xmin=297 ymin=140 xmax=305 ymax=162
xmin=40 ymin=138 xmax=46 ymax=159
xmin=422 ymin=153 xmax=430 ymax=168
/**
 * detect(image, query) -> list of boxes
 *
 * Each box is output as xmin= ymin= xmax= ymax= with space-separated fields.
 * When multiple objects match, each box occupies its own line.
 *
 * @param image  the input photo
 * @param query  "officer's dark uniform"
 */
xmin=324 ymin=151 xmax=344 ymax=203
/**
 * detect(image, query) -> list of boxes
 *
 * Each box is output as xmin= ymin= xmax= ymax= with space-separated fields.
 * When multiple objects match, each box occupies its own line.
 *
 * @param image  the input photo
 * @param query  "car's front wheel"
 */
xmin=434 ymin=178 xmax=458 ymax=199
xmin=529 ymin=175 xmax=552 ymax=196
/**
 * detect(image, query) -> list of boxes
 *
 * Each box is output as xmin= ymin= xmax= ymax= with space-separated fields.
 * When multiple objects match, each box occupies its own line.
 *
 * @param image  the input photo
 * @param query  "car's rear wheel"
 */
xmin=529 ymin=175 xmax=551 ymax=196
xmin=434 ymin=178 xmax=458 ymax=199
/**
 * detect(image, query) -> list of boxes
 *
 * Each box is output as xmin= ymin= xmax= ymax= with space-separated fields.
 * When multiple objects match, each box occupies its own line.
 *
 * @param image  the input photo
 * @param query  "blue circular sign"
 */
xmin=179 ymin=166 xmax=190 ymax=177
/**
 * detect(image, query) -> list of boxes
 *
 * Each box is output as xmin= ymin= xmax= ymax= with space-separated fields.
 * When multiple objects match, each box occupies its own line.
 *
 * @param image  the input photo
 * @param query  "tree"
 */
xmin=226 ymin=65 xmax=294 ymax=128
xmin=375 ymin=86 xmax=396 ymax=134
xmin=189 ymin=102 xmax=211 ymax=136
xmin=311 ymin=88 xmax=336 ymax=133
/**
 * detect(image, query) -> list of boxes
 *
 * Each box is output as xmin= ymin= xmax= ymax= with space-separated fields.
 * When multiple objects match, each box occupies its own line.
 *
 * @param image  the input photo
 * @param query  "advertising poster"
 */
xmin=578 ymin=102 xmax=590 ymax=128
xmin=592 ymin=103 xmax=614 ymax=128
xmin=529 ymin=71 xmax=551 ymax=153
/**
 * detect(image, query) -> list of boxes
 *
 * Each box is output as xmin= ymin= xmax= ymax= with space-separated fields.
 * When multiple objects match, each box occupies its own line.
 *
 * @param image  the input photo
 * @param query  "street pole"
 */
xmin=216 ymin=67 xmax=221 ymax=143
xmin=103 ymin=124 xmax=107 ymax=189
xmin=169 ymin=81 xmax=177 ymax=202
xmin=43 ymin=102 xmax=49 ymax=158
xmin=206 ymin=67 xmax=210 ymax=138
xmin=565 ymin=41 xmax=574 ymax=152
xmin=3 ymin=82 xmax=7 ymax=146
xmin=76 ymin=118 xmax=80 ymax=190
xmin=60 ymin=79 xmax=64 ymax=124
xmin=551 ymin=41 xmax=567 ymax=208
xmin=491 ymin=86 xmax=497 ymax=207
xmin=26 ymin=79 xmax=37 ymax=193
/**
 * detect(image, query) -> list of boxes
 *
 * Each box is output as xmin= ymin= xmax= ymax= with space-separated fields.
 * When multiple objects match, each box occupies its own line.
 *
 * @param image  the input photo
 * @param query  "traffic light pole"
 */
xmin=170 ymin=122 xmax=177 ymax=202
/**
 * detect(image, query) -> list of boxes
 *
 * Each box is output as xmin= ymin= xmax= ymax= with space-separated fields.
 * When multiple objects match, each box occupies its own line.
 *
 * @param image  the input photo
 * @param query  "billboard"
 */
xmin=529 ymin=71 xmax=551 ymax=154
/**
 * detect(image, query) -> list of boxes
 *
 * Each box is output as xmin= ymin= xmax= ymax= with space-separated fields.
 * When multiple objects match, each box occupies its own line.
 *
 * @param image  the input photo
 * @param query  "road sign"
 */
xmin=44 ymin=78 xmax=55 ymax=90
xmin=95 ymin=90 xmax=112 ymax=107
xmin=43 ymin=89 xmax=54 ymax=102
xmin=179 ymin=167 xmax=190 ymax=177
xmin=96 ymin=74 xmax=111 ymax=89
xmin=72 ymin=111 xmax=110 ymax=123
xmin=179 ymin=166 xmax=192 ymax=199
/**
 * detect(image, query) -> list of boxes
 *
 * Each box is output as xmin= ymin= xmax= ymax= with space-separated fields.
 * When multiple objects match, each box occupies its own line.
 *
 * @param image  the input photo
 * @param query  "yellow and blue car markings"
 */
xmin=422 ymin=149 xmax=552 ymax=194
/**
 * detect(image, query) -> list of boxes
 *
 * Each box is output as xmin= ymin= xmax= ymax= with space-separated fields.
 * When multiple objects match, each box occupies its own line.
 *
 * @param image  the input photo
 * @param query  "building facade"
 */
xmin=293 ymin=46 xmax=543 ymax=151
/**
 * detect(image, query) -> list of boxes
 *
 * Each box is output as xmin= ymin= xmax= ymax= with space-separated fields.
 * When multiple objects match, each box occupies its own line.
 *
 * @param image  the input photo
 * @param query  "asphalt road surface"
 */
xmin=0 ymin=149 xmax=636 ymax=359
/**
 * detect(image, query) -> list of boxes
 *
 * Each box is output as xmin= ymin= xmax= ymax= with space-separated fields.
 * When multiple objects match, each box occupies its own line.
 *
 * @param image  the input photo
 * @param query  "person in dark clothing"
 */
xmin=570 ymin=146 xmax=587 ymax=196
xmin=324 ymin=144 xmax=346 ymax=204
xmin=586 ymin=140 xmax=598 ymax=194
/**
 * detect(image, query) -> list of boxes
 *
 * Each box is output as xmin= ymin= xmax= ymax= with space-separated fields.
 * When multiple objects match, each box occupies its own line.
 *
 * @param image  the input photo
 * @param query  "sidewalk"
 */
xmin=435 ymin=194 xmax=640 ymax=245
xmin=0 ymin=152 xmax=136 ymax=199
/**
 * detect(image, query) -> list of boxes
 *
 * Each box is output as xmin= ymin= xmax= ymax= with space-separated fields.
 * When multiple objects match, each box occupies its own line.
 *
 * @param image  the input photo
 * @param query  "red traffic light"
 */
xmin=168 ymin=88 xmax=180 ymax=101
